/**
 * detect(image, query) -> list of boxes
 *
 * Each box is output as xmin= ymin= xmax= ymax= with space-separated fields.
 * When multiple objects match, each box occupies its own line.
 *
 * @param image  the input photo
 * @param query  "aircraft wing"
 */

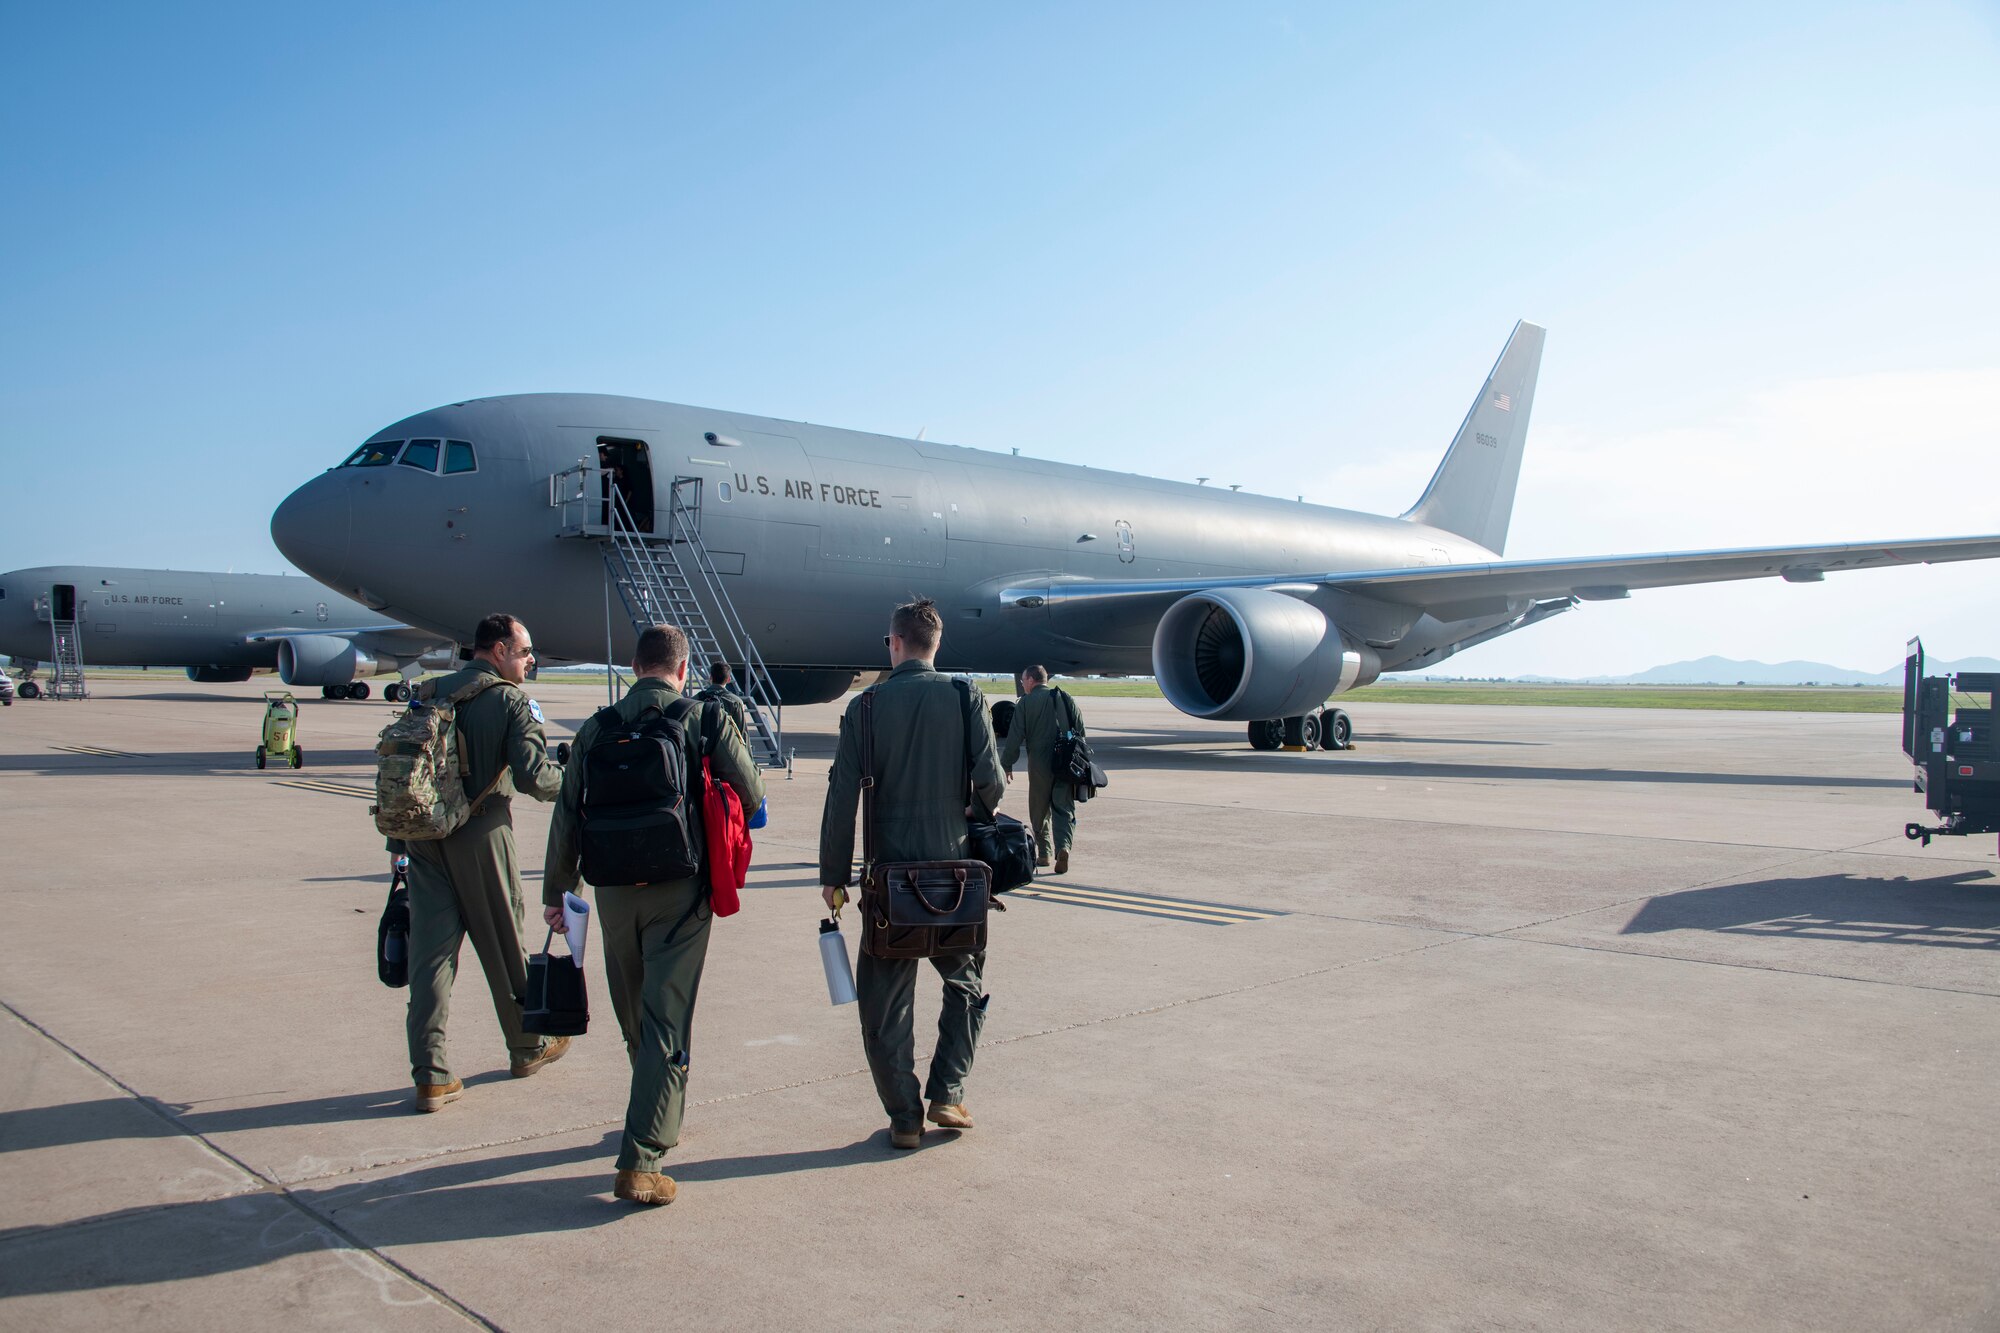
xmin=244 ymin=624 xmax=449 ymax=653
xmin=1016 ymin=533 xmax=2000 ymax=623
xmin=1318 ymin=533 xmax=2000 ymax=612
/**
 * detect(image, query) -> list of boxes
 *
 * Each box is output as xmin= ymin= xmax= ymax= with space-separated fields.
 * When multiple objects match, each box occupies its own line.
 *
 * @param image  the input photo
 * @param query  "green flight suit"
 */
xmin=545 ymin=677 xmax=765 ymax=1173
xmin=1000 ymin=685 xmax=1083 ymax=860
xmin=396 ymin=661 xmax=565 ymax=1087
xmin=820 ymin=660 xmax=1007 ymax=1132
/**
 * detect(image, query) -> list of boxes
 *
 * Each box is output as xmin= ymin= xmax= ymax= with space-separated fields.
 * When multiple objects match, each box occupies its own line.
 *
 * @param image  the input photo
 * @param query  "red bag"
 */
xmin=700 ymin=753 xmax=752 ymax=916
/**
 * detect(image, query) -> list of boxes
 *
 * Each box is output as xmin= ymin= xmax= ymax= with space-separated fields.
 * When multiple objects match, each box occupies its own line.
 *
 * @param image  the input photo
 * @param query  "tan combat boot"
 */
xmin=414 ymin=1078 xmax=463 ymax=1113
xmin=511 ymin=1035 xmax=572 ymax=1078
xmin=926 ymin=1101 xmax=974 ymax=1129
xmin=889 ymin=1126 xmax=923 ymax=1150
xmin=1053 ymin=850 xmax=1069 ymax=875
xmin=613 ymin=1170 xmax=677 ymax=1205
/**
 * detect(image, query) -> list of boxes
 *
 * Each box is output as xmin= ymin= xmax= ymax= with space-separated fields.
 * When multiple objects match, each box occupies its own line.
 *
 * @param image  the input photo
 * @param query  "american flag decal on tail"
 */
xmin=1492 ymin=391 xmax=1512 ymax=411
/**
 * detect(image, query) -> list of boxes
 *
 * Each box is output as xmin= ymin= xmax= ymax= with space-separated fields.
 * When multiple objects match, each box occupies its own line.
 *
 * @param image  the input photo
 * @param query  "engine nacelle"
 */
xmin=277 ymin=637 xmax=379 ymax=687
xmin=1152 ymin=587 xmax=1380 ymax=721
xmin=185 ymin=665 xmax=254 ymax=684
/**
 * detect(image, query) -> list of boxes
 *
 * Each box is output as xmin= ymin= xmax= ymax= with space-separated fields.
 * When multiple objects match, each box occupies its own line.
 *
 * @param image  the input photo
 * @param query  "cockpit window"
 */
xmin=342 ymin=440 xmax=401 ymax=467
xmin=399 ymin=439 xmax=441 ymax=472
xmin=444 ymin=440 xmax=477 ymax=474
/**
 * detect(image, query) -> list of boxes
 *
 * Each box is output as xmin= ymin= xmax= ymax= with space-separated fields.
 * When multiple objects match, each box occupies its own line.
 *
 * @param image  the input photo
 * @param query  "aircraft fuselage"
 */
xmin=270 ymin=394 xmax=1509 ymax=677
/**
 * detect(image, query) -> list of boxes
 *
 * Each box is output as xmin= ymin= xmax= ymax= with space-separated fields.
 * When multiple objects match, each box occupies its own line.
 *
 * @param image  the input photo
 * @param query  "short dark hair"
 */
xmin=709 ymin=661 xmax=732 ymax=685
xmin=474 ymin=614 xmax=524 ymax=652
xmin=1021 ymin=664 xmax=1049 ymax=684
xmin=634 ymin=623 xmax=688 ymax=676
xmin=891 ymin=597 xmax=942 ymax=654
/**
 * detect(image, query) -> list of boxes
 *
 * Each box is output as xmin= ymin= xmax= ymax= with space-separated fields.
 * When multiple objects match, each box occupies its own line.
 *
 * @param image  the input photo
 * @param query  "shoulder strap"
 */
xmin=450 ymin=672 xmax=513 ymax=707
xmin=951 ymin=678 xmax=976 ymax=802
xmin=858 ymin=689 xmax=879 ymax=884
xmin=1054 ymin=685 xmax=1082 ymax=735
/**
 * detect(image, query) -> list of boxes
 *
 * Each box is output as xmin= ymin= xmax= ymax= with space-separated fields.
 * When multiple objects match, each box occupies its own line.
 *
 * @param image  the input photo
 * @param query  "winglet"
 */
xmin=1401 ymin=321 xmax=1545 ymax=556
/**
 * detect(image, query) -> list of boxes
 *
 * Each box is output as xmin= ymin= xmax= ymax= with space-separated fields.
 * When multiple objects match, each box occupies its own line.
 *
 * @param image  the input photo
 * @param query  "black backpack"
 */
xmin=697 ymin=684 xmax=749 ymax=735
xmin=579 ymin=698 xmax=714 ymax=887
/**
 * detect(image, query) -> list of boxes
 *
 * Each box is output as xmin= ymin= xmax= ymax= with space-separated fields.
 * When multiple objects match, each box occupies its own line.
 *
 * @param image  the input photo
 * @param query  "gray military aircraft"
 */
xmin=0 ymin=566 xmax=452 ymax=700
xmin=268 ymin=322 xmax=2000 ymax=749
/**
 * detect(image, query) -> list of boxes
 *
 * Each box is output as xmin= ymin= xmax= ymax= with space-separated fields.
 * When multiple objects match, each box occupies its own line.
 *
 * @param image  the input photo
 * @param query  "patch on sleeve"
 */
xmin=528 ymin=698 xmax=545 ymax=725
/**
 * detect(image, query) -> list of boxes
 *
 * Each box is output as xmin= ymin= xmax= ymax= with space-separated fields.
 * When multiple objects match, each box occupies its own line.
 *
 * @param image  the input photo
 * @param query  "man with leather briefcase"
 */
xmin=820 ymin=598 xmax=1007 ymax=1150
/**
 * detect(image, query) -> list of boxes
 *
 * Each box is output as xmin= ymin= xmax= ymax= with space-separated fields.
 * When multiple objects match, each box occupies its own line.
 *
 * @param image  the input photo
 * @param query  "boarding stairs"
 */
xmin=553 ymin=466 xmax=789 ymax=770
xmin=48 ymin=619 xmax=88 ymax=700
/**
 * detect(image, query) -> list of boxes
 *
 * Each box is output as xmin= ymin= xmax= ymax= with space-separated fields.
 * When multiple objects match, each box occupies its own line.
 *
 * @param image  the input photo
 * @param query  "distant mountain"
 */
xmin=1595 ymin=655 xmax=2000 ymax=686
xmin=1416 ymin=655 xmax=2000 ymax=686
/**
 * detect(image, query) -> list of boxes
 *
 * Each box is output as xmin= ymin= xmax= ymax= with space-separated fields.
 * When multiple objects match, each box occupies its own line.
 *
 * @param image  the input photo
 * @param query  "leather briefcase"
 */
xmin=865 ymin=860 xmax=992 ymax=959
xmin=522 ymin=928 xmax=589 ymax=1036
xmin=855 ymin=689 xmax=991 ymax=960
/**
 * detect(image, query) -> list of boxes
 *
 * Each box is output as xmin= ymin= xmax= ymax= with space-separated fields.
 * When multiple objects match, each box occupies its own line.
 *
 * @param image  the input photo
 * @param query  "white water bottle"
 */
xmin=819 ymin=918 xmax=857 ymax=1006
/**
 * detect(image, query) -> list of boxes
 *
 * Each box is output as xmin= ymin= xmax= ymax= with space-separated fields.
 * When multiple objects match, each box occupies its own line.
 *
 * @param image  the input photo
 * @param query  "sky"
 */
xmin=3 ymin=2 xmax=1997 ymax=676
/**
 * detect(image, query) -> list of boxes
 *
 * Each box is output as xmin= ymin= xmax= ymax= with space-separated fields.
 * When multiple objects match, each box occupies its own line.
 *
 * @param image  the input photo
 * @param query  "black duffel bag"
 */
xmin=377 ymin=861 xmax=411 ymax=988
xmin=968 ymin=812 xmax=1036 ymax=892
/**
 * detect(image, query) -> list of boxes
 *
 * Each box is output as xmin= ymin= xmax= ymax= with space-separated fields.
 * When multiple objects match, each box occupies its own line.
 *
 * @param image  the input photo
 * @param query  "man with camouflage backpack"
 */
xmin=384 ymin=613 xmax=568 ymax=1112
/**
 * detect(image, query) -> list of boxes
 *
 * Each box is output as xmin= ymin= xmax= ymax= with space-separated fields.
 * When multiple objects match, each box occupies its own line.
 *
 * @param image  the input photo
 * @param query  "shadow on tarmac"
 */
xmin=1622 ymin=870 xmax=2000 ymax=949
xmin=0 ymin=1131 xmax=898 ymax=1297
xmin=1092 ymin=741 xmax=1914 ymax=789
xmin=0 ymin=749 xmax=380 ymax=776
xmin=0 ymin=1075 xmax=518 ymax=1154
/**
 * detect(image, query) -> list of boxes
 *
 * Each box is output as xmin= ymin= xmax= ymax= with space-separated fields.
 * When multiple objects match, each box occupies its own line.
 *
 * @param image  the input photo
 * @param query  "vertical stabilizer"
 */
xmin=1401 ymin=321 xmax=1544 ymax=556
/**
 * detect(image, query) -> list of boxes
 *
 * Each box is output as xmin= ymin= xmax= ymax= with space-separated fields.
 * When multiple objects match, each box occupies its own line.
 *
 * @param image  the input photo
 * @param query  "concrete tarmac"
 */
xmin=1 ymin=679 xmax=1994 ymax=1330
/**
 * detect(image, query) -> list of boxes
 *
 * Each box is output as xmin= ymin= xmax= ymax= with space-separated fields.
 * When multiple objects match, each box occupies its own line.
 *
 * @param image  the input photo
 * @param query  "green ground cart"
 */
xmin=257 ymin=691 xmax=304 ymax=769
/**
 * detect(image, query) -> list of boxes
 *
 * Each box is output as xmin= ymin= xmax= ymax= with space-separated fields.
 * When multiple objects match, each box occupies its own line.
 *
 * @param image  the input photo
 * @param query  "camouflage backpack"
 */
xmin=372 ymin=675 xmax=512 ymax=840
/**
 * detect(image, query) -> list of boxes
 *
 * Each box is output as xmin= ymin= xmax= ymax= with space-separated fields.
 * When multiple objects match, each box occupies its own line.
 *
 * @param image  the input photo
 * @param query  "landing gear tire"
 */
xmin=383 ymin=682 xmax=405 ymax=703
xmin=1247 ymin=719 xmax=1284 ymax=751
xmin=19 ymin=681 xmax=40 ymax=700
xmin=255 ymin=745 xmax=267 ymax=769
xmin=1282 ymin=712 xmax=1321 ymax=750
xmin=290 ymin=746 xmax=304 ymax=769
xmin=320 ymin=685 xmax=336 ymax=700
xmin=1319 ymin=707 xmax=1352 ymax=751
xmin=347 ymin=682 xmax=370 ymax=701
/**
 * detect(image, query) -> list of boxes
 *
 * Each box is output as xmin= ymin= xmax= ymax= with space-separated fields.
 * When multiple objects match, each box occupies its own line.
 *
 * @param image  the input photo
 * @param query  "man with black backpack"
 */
xmin=1000 ymin=664 xmax=1085 ymax=875
xmin=543 ymin=623 xmax=764 ymax=1206
xmin=696 ymin=660 xmax=750 ymax=736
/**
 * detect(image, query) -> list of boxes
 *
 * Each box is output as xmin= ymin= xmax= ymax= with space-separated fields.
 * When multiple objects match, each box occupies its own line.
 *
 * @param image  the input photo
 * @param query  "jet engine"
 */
xmin=185 ymin=665 xmax=254 ymax=683
xmin=1151 ymin=587 xmax=1379 ymax=721
xmin=766 ymin=668 xmax=858 ymax=706
xmin=277 ymin=636 xmax=379 ymax=688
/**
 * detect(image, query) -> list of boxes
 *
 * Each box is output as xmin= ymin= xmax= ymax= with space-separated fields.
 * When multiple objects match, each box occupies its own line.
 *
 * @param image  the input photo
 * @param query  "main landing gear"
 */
xmin=320 ymin=682 xmax=374 ymax=701
xmin=1247 ymin=707 xmax=1352 ymax=753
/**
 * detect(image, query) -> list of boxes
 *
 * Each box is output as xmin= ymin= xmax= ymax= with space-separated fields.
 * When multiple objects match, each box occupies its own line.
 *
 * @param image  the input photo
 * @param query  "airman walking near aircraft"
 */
xmin=820 ymin=599 xmax=1007 ymax=1148
xmin=544 ymin=623 xmax=764 ymax=1206
xmin=1001 ymin=665 xmax=1083 ymax=874
xmin=397 ymin=613 xmax=569 ymax=1112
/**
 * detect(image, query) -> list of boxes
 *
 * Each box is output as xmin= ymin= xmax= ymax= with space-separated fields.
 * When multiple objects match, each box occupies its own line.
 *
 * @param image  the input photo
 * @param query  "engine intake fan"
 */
xmin=1152 ymin=586 xmax=1379 ymax=721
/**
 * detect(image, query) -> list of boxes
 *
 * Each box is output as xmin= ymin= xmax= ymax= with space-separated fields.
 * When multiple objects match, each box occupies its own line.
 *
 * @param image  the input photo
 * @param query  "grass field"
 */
xmin=20 ymin=668 xmax=1908 ymax=713
xmin=1047 ymin=678 xmax=1905 ymax=713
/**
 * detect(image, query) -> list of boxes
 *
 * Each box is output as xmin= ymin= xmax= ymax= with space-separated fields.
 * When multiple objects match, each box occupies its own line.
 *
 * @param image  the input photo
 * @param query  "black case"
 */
xmin=522 ymin=928 xmax=589 ymax=1036
xmin=376 ymin=866 xmax=410 ymax=989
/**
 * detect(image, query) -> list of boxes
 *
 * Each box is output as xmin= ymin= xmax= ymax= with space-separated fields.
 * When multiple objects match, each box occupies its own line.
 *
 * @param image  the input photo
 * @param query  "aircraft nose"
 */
xmin=271 ymin=475 xmax=351 ymax=585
